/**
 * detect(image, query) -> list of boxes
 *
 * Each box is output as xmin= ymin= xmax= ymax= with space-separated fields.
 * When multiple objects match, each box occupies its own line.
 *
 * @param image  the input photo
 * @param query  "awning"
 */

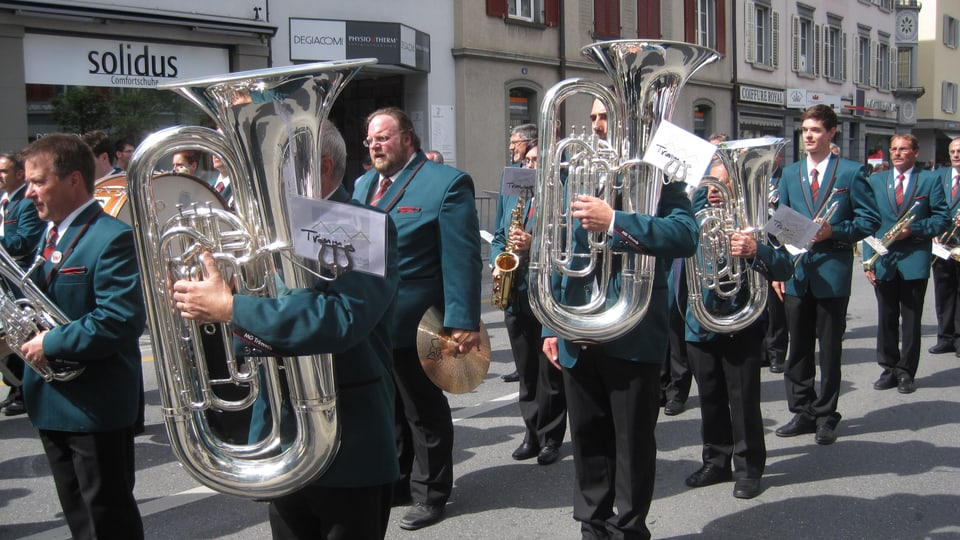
xmin=738 ymin=115 xmax=783 ymax=129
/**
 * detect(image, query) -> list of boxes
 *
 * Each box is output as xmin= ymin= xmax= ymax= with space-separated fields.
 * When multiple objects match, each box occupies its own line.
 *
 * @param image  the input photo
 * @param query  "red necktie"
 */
xmin=810 ymin=169 xmax=819 ymax=203
xmin=370 ymin=177 xmax=392 ymax=205
xmin=42 ymin=228 xmax=58 ymax=260
xmin=215 ymin=181 xmax=225 ymax=194
xmin=0 ymin=197 xmax=8 ymax=220
xmin=952 ymin=175 xmax=958 ymax=200
xmin=895 ymin=173 xmax=905 ymax=206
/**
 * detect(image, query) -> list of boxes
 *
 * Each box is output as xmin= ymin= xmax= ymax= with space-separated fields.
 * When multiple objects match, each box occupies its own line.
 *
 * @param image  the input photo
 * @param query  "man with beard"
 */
xmin=352 ymin=107 xmax=482 ymax=531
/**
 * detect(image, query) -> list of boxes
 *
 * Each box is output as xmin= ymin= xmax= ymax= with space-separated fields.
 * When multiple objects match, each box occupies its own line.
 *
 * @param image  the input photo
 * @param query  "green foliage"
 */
xmin=50 ymin=87 xmax=111 ymax=134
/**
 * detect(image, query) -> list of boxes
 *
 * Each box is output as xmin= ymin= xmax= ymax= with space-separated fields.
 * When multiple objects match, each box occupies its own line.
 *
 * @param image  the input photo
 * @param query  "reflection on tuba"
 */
xmin=126 ymin=59 xmax=374 ymax=499
xmin=685 ymin=138 xmax=786 ymax=333
xmin=0 ymin=246 xmax=84 ymax=382
xmin=528 ymin=40 xmax=719 ymax=343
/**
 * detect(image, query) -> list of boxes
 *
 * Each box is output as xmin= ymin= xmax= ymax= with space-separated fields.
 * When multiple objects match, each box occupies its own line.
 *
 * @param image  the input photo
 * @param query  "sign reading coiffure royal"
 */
xmin=290 ymin=18 xmax=430 ymax=72
xmin=23 ymin=34 xmax=229 ymax=88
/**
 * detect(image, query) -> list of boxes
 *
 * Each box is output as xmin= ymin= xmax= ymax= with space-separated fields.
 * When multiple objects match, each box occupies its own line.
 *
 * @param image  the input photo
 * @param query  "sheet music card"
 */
xmin=500 ymin=167 xmax=536 ymax=198
xmin=765 ymin=205 xmax=822 ymax=256
xmin=288 ymin=196 xmax=387 ymax=277
xmin=642 ymin=120 xmax=716 ymax=189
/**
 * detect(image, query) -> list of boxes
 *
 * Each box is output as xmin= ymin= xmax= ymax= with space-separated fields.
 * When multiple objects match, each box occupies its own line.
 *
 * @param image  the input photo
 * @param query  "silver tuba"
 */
xmin=528 ymin=40 xmax=718 ymax=343
xmin=685 ymin=137 xmax=786 ymax=333
xmin=126 ymin=59 xmax=374 ymax=498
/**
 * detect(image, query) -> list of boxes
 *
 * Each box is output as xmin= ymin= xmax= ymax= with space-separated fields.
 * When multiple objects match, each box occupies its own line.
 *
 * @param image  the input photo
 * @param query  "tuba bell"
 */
xmin=527 ymin=40 xmax=719 ymax=343
xmin=126 ymin=59 xmax=374 ymax=499
xmin=685 ymin=137 xmax=786 ymax=333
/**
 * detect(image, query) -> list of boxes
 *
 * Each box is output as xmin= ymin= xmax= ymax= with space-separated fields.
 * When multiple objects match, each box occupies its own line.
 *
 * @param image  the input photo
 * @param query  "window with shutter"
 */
xmin=594 ymin=0 xmax=621 ymax=38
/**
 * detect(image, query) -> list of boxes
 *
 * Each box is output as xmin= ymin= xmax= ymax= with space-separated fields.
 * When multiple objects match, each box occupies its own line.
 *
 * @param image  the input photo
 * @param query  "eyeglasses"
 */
xmin=363 ymin=130 xmax=406 ymax=148
xmin=889 ymin=146 xmax=914 ymax=153
xmin=509 ymin=138 xmax=534 ymax=148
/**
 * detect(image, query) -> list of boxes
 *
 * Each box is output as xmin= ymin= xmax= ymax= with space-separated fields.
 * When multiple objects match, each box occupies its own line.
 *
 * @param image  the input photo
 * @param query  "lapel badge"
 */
xmin=51 ymin=251 xmax=62 ymax=264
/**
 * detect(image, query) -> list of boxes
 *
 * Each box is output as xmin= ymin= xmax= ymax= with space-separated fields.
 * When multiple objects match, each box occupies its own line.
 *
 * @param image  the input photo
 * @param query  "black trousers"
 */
xmin=392 ymin=346 xmax=453 ymax=506
xmin=931 ymin=258 xmax=960 ymax=348
xmin=874 ymin=276 xmax=928 ymax=378
xmin=661 ymin=297 xmax=693 ymax=403
xmin=764 ymin=284 xmax=788 ymax=366
xmin=505 ymin=293 xmax=567 ymax=448
xmin=782 ymin=293 xmax=849 ymax=427
xmin=268 ymin=482 xmax=392 ymax=540
xmin=564 ymin=348 xmax=660 ymax=540
xmin=39 ymin=426 xmax=142 ymax=540
xmin=687 ymin=324 xmax=766 ymax=479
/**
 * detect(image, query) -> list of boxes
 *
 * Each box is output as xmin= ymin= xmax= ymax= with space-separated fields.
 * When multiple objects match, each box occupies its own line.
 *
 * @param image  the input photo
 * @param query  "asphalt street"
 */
xmin=2 ymin=271 xmax=960 ymax=539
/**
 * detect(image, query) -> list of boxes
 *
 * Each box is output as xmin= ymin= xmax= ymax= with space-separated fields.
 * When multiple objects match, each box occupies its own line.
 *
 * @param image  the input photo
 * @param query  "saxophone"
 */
xmin=862 ymin=200 xmax=921 ymax=271
xmin=492 ymin=196 xmax=527 ymax=310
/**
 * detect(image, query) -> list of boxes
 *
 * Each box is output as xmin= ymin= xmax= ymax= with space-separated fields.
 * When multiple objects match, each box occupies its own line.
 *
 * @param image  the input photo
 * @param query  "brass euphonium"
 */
xmin=935 ymin=209 xmax=960 ymax=262
xmin=491 ymin=196 xmax=527 ymax=310
xmin=528 ymin=40 xmax=718 ymax=343
xmin=126 ymin=59 xmax=374 ymax=499
xmin=685 ymin=137 xmax=786 ymax=333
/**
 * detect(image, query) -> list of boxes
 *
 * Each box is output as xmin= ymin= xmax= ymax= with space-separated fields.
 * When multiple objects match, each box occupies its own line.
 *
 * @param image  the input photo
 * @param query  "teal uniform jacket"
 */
xmin=862 ymin=168 xmax=950 ymax=281
xmin=935 ymin=166 xmax=960 ymax=220
xmin=352 ymin=150 xmax=482 ymax=347
xmin=23 ymin=203 xmax=145 ymax=432
xmin=778 ymin=156 xmax=880 ymax=298
xmin=243 ymin=186 xmax=400 ymax=488
xmin=2 ymin=184 xmax=45 ymax=271
xmin=546 ymin=181 xmax=699 ymax=367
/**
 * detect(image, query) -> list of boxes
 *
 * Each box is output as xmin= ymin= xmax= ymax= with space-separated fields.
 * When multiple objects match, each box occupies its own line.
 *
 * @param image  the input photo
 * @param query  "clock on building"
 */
xmin=897 ymin=11 xmax=918 ymax=41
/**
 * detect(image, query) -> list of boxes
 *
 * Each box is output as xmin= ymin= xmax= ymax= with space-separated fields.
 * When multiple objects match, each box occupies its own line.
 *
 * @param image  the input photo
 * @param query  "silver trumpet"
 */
xmin=527 ymin=40 xmax=718 ymax=343
xmin=686 ymin=137 xmax=786 ymax=333
xmin=126 ymin=59 xmax=373 ymax=498
xmin=0 ymin=246 xmax=83 ymax=382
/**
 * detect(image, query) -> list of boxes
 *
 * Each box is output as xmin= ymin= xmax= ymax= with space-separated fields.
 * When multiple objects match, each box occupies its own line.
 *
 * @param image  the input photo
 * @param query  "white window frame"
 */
xmin=508 ymin=0 xmax=537 ymax=23
xmin=855 ymin=34 xmax=870 ymax=86
xmin=696 ymin=0 xmax=718 ymax=50
xmin=874 ymin=40 xmax=890 ymax=91
xmin=823 ymin=23 xmax=847 ymax=82
xmin=943 ymin=81 xmax=958 ymax=114
xmin=745 ymin=1 xmax=779 ymax=69
xmin=945 ymin=15 xmax=960 ymax=49
xmin=792 ymin=15 xmax=819 ymax=76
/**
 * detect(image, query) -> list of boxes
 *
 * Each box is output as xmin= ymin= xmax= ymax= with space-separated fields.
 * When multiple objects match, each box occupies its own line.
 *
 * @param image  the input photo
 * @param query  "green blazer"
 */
xmin=1 ymin=184 xmax=45 ymax=271
xmin=242 ymin=186 xmax=400 ymax=488
xmin=778 ymin=155 xmax=880 ymax=298
xmin=862 ymin=168 xmax=949 ymax=281
xmin=352 ymin=150 xmax=482 ymax=348
xmin=545 ymin=181 xmax=698 ymax=367
xmin=23 ymin=203 xmax=145 ymax=432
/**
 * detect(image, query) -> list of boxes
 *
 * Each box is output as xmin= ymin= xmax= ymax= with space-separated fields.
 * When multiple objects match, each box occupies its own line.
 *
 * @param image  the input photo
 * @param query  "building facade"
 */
xmin=914 ymin=0 xmax=960 ymax=166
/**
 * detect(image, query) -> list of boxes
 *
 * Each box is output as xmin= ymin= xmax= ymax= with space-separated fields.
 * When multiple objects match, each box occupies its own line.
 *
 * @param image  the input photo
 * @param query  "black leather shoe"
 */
xmin=512 ymin=442 xmax=540 ymax=460
xmin=775 ymin=415 xmax=816 ymax=437
xmin=537 ymin=445 xmax=560 ymax=465
xmin=897 ymin=374 xmax=916 ymax=394
xmin=733 ymin=477 xmax=761 ymax=499
xmin=769 ymin=362 xmax=784 ymax=374
xmin=685 ymin=464 xmax=732 ymax=488
xmin=814 ymin=423 xmax=837 ymax=445
xmin=1 ymin=401 xmax=25 ymax=416
xmin=399 ymin=503 xmax=444 ymax=531
xmin=663 ymin=400 xmax=685 ymax=416
xmin=928 ymin=343 xmax=955 ymax=354
xmin=501 ymin=371 xmax=520 ymax=382
xmin=873 ymin=372 xmax=897 ymax=390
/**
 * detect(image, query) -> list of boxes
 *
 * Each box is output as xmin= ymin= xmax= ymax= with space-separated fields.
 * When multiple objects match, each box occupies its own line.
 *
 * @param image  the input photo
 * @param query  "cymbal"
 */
xmin=416 ymin=306 xmax=491 ymax=394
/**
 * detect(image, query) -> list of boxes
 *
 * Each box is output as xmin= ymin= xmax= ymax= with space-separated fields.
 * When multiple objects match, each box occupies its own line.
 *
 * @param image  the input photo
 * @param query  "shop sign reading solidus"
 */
xmin=24 ymin=34 xmax=229 ymax=88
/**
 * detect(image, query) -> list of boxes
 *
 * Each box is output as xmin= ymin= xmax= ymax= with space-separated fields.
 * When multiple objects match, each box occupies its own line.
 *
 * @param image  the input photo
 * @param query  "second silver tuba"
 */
xmin=126 ymin=59 xmax=374 ymax=499
xmin=527 ymin=40 xmax=719 ymax=343
xmin=685 ymin=137 xmax=786 ymax=333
